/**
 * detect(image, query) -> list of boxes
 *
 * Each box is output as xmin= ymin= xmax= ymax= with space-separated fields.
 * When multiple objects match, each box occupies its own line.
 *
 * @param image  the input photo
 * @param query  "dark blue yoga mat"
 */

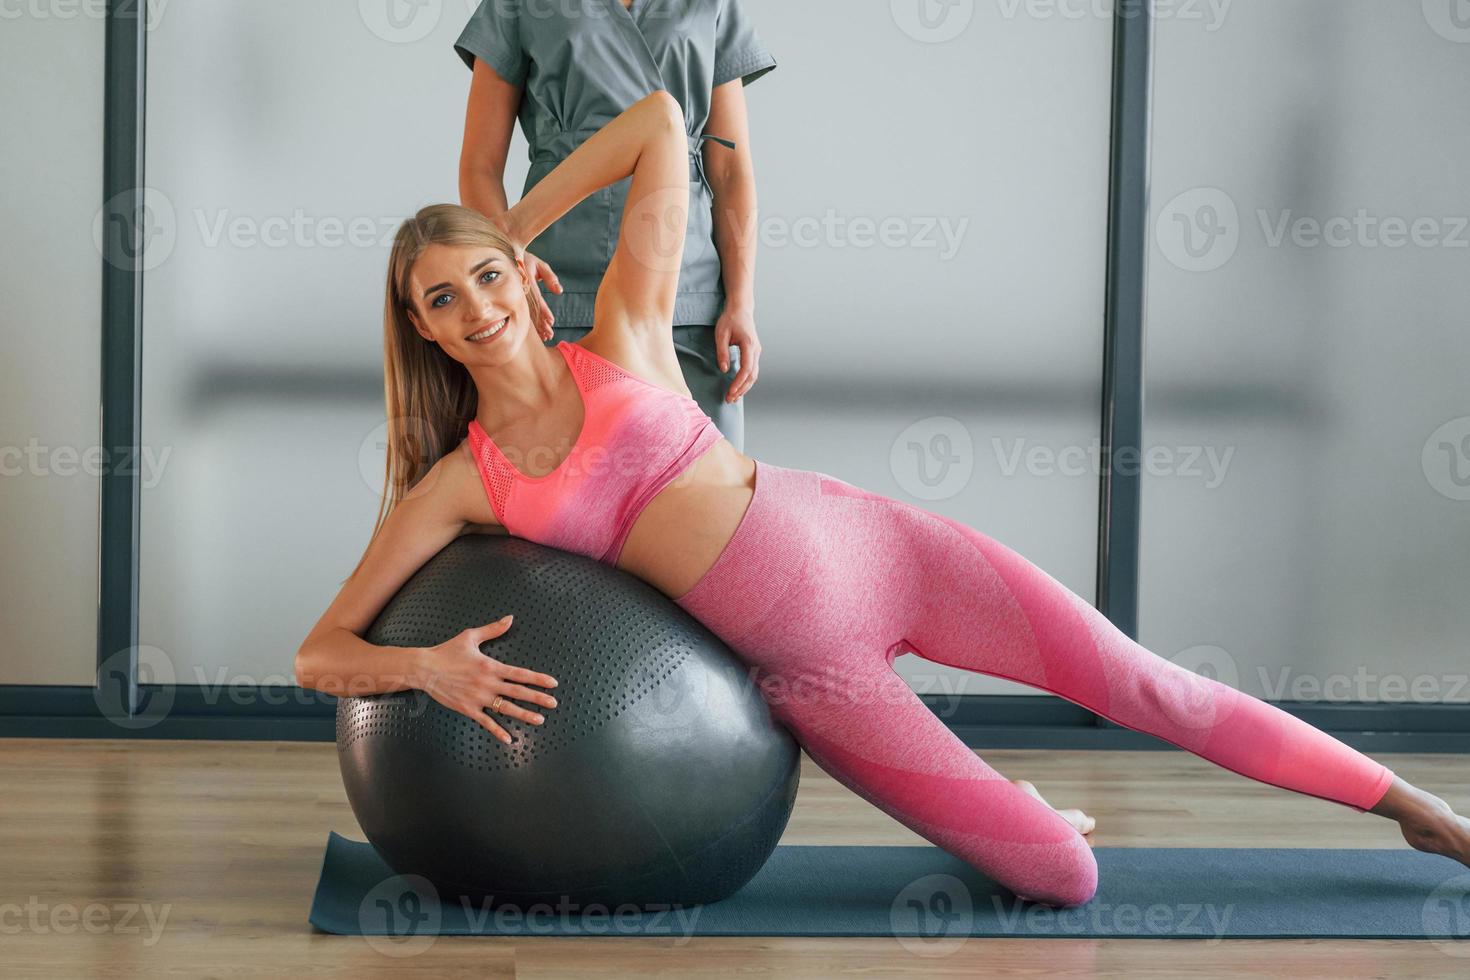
xmin=308 ymin=831 xmax=1470 ymax=941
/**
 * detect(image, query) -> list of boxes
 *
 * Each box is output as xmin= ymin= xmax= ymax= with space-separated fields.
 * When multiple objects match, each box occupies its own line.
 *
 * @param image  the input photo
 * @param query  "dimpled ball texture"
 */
xmin=335 ymin=533 xmax=800 ymax=909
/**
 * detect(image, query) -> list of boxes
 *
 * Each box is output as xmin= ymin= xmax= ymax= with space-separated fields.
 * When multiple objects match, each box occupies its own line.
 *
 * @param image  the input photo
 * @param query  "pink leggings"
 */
xmin=674 ymin=460 xmax=1397 ymax=908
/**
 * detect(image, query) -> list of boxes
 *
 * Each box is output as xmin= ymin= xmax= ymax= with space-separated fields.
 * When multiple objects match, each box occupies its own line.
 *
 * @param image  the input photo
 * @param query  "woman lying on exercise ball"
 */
xmin=294 ymin=90 xmax=1470 ymax=908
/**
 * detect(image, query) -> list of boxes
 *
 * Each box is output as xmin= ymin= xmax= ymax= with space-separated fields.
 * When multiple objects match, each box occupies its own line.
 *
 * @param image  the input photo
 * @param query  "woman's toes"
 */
xmin=1402 ymin=809 xmax=1470 ymax=865
xmin=1010 ymin=779 xmax=1094 ymax=834
xmin=1058 ymin=808 xmax=1096 ymax=835
xmin=1011 ymin=778 xmax=1045 ymax=804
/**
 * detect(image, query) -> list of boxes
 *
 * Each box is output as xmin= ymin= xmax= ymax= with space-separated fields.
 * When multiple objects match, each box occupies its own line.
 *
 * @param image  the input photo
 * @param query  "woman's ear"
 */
xmin=517 ymin=258 xmax=542 ymax=327
xmin=518 ymin=258 xmax=538 ymax=305
xmin=405 ymin=304 xmax=433 ymax=343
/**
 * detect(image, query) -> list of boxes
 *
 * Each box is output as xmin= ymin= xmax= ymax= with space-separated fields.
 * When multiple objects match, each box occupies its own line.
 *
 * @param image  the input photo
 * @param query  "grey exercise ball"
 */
xmin=335 ymin=533 xmax=800 ymax=909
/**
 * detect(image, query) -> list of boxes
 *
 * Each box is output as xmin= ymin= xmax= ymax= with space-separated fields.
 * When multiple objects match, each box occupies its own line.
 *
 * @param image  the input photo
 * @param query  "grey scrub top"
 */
xmin=455 ymin=0 xmax=777 ymax=329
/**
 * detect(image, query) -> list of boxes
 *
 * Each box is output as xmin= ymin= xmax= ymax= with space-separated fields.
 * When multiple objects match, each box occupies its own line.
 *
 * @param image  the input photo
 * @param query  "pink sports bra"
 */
xmin=466 ymin=340 xmax=725 ymax=566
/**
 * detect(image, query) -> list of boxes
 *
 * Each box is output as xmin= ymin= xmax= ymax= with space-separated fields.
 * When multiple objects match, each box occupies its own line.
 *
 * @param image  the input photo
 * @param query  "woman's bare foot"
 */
xmin=1371 ymin=776 xmax=1470 ymax=866
xmin=1012 ymin=778 xmax=1096 ymax=835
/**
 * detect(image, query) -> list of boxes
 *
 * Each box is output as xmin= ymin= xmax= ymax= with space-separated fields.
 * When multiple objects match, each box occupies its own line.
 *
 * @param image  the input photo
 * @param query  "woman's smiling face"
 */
xmin=407 ymin=242 xmax=532 ymax=362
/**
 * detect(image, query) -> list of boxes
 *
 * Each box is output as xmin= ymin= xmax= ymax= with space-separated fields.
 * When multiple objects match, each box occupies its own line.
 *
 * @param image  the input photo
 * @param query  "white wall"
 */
xmin=0 ymin=11 xmax=106 ymax=685
xmin=139 ymin=0 xmax=1114 ymax=697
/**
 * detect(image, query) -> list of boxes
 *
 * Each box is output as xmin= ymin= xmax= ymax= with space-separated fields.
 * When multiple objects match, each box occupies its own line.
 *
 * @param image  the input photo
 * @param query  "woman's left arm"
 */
xmin=704 ymin=78 xmax=762 ymax=403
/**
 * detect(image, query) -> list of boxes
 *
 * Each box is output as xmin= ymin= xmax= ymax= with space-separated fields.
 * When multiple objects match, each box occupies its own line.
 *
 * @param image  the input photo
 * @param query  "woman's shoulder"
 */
xmin=568 ymin=331 xmax=691 ymax=399
xmin=440 ymin=435 xmax=502 ymax=529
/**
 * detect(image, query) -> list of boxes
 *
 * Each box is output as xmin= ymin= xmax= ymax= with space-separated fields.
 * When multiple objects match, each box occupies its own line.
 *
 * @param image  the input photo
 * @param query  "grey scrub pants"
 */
xmin=548 ymin=324 xmax=744 ymax=453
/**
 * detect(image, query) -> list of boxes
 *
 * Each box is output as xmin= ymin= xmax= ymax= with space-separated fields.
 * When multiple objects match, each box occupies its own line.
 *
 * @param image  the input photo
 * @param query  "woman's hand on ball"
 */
xmin=417 ymin=615 xmax=559 ymax=745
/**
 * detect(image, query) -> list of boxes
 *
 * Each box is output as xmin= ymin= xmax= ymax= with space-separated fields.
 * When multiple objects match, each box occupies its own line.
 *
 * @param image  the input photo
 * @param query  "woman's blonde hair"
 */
xmin=345 ymin=203 xmax=535 ymax=582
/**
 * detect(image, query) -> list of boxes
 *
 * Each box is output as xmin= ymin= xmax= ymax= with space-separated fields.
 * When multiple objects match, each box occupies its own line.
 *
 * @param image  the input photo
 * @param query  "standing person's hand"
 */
xmin=486 ymin=210 xmax=561 ymax=341
xmin=715 ymin=307 xmax=761 ymax=403
xmin=520 ymin=249 xmax=561 ymax=341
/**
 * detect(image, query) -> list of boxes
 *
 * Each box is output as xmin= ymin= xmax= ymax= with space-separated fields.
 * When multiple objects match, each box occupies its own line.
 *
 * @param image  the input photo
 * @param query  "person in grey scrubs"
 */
xmin=455 ymin=0 xmax=776 ymax=451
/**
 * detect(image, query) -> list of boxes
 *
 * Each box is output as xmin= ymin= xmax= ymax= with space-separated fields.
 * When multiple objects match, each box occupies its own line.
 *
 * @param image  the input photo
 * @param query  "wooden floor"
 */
xmin=1 ymin=739 xmax=1464 ymax=978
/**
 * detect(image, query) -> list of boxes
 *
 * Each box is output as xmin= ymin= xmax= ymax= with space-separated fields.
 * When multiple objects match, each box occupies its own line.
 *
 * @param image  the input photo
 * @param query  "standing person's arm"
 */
xmin=455 ymin=3 xmax=561 ymax=339
xmin=704 ymin=78 xmax=761 ymax=402
xmin=458 ymin=59 xmax=518 ymax=221
xmin=704 ymin=0 xmax=777 ymax=402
